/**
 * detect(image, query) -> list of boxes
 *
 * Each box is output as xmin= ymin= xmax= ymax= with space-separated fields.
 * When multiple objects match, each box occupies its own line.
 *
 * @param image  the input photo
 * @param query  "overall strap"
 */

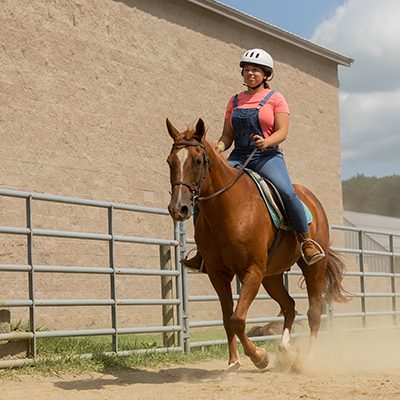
xmin=233 ymin=94 xmax=239 ymax=108
xmin=257 ymin=90 xmax=275 ymax=109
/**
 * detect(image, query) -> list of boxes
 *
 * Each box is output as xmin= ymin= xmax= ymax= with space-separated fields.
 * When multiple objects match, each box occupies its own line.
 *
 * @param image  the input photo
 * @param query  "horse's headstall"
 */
xmin=171 ymin=140 xmax=211 ymax=168
xmin=170 ymin=139 xmax=211 ymax=198
xmin=172 ymin=139 xmax=205 ymax=150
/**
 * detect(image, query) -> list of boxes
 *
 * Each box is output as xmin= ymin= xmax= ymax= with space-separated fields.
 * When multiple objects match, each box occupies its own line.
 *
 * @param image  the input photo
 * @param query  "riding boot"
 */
xmin=181 ymin=251 xmax=205 ymax=272
xmin=299 ymin=232 xmax=325 ymax=265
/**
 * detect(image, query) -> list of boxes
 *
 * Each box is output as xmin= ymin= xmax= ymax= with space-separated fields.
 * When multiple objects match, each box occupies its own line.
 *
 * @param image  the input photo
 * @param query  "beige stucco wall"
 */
xmin=0 ymin=0 xmax=344 ymax=331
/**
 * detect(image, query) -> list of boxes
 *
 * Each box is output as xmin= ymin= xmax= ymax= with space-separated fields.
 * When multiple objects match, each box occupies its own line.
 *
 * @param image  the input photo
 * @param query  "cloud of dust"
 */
xmin=292 ymin=329 xmax=400 ymax=375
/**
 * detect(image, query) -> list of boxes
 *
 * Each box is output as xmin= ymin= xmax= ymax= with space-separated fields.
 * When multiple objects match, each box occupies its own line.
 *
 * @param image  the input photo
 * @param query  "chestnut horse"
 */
xmin=166 ymin=118 xmax=347 ymax=371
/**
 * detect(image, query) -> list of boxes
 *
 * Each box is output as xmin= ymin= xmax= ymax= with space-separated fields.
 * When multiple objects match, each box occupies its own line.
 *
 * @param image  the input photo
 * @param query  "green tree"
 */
xmin=342 ymin=174 xmax=400 ymax=218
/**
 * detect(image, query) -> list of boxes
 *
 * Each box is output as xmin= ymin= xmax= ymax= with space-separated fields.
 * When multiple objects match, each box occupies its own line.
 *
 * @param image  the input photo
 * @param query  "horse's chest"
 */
xmin=195 ymin=209 xmax=269 ymax=269
xmin=199 ymin=233 xmax=265 ymax=268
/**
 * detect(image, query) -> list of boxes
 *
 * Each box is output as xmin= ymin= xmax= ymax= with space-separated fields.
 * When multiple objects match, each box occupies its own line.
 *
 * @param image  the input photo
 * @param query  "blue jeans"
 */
xmin=228 ymin=147 xmax=309 ymax=233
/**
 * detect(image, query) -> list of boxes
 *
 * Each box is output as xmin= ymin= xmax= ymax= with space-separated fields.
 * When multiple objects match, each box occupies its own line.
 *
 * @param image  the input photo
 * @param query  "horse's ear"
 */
xmin=193 ymin=118 xmax=206 ymax=142
xmin=166 ymin=118 xmax=179 ymax=140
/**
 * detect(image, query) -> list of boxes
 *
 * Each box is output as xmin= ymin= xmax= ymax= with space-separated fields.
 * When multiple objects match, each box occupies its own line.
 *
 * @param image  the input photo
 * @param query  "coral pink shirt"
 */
xmin=225 ymin=89 xmax=290 ymax=137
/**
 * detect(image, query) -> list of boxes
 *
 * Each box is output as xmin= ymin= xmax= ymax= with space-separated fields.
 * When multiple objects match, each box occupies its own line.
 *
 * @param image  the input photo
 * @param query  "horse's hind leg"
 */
xmin=262 ymin=274 xmax=296 ymax=352
xmin=297 ymin=258 xmax=327 ymax=347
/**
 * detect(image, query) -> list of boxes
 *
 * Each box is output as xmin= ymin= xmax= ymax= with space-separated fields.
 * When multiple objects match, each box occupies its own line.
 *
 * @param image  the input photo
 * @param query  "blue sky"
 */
xmin=218 ymin=0 xmax=400 ymax=180
xmin=217 ymin=0 xmax=344 ymax=39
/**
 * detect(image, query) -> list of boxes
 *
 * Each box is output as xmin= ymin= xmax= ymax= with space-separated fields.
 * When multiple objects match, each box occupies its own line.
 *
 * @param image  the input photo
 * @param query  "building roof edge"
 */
xmin=186 ymin=0 xmax=353 ymax=67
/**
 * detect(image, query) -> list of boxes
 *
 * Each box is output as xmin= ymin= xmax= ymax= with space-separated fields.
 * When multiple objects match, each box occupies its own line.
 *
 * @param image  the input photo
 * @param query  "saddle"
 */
xmin=244 ymin=169 xmax=312 ymax=230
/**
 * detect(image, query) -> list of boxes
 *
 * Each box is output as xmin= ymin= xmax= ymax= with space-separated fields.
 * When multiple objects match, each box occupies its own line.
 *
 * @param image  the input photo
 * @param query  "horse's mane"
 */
xmin=181 ymin=124 xmax=232 ymax=167
xmin=210 ymin=143 xmax=234 ymax=168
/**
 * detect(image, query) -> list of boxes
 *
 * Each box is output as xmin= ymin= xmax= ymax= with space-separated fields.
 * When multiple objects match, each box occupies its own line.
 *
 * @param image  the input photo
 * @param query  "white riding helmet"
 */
xmin=240 ymin=48 xmax=274 ymax=71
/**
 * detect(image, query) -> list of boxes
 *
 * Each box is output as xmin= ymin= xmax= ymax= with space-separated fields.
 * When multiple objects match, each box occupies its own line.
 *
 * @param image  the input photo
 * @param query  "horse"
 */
xmin=166 ymin=117 xmax=347 ymax=371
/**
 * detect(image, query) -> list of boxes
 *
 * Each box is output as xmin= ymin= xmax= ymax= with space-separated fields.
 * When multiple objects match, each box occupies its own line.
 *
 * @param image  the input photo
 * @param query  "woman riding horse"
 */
xmin=182 ymin=48 xmax=324 ymax=271
xmin=166 ymin=48 xmax=347 ymax=372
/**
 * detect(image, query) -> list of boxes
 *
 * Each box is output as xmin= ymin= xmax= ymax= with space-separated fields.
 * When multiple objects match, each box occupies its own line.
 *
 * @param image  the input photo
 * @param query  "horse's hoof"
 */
xmin=252 ymin=348 xmax=269 ymax=370
xmin=224 ymin=360 xmax=241 ymax=374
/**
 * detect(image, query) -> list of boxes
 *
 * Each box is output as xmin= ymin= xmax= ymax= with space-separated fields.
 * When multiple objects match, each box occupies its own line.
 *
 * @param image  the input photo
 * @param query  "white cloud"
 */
xmin=340 ymin=90 xmax=400 ymax=159
xmin=311 ymin=0 xmax=400 ymax=178
xmin=313 ymin=0 xmax=400 ymax=92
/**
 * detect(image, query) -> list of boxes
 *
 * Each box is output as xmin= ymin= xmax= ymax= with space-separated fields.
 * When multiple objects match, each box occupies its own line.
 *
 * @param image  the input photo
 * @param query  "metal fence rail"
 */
xmin=0 ymin=188 xmax=184 ymax=367
xmin=0 ymin=188 xmax=399 ymax=368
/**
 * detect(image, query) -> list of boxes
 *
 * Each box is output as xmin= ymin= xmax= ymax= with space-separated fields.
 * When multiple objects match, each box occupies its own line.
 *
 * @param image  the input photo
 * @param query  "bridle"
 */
xmin=170 ymin=140 xmax=210 ymax=199
xmin=170 ymin=139 xmax=258 ymax=202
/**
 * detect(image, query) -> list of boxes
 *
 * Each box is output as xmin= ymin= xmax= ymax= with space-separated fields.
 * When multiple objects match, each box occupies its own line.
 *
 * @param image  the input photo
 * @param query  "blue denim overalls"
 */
xmin=227 ymin=90 xmax=309 ymax=233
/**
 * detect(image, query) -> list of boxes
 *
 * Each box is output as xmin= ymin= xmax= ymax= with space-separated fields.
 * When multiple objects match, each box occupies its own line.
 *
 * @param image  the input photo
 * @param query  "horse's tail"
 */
xmin=325 ymin=247 xmax=350 ymax=303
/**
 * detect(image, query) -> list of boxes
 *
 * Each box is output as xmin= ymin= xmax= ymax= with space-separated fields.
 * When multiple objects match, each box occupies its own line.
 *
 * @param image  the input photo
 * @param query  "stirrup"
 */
xmin=301 ymin=239 xmax=326 ymax=266
xmin=180 ymin=249 xmax=205 ymax=273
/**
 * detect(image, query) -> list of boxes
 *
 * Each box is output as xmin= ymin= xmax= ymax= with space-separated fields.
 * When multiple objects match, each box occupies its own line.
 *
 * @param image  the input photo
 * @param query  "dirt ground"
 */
xmin=1 ymin=331 xmax=400 ymax=400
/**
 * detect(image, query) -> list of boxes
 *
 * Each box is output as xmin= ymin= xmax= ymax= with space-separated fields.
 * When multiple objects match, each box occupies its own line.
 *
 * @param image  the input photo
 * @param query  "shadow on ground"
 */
xmin=53 ymin=366 xmax=226 ymax=391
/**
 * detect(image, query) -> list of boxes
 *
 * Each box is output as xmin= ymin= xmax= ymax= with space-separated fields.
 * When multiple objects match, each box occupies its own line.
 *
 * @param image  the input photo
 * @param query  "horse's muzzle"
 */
xmin=168 ymin=199 xmax=193 ymax=221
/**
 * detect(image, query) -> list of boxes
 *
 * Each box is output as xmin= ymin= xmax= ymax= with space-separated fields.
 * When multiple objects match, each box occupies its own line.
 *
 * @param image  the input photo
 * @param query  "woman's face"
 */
xmin=242 ymin=64 xmax=266 ymax=87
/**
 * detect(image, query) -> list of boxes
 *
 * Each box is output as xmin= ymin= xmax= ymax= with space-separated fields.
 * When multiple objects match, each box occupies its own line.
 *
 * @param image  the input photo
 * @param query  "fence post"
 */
xmin=174 ymin=222 xmax=184 ymax=351
xmin=358 ymin=230 xmax=367 ymax=329
xmin=26 ymin=195 xmax=36 ymax=360
xmin=179 ymin=222 xmax=190 ymax=354
xmin=0 ymin=310 xmax=10 ymax=334
xmin=160 ymin=245 xmax=175 ymax=347
xmin=108 ymin=206 xmax=118 ymax=353
xmin=389 ymin=235 xmax=398 ymax=327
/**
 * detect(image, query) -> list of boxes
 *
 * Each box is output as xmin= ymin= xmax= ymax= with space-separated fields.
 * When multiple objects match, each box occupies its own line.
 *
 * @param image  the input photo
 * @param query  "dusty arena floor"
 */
xmin=1 ymin=332 xmax=400 ymax=400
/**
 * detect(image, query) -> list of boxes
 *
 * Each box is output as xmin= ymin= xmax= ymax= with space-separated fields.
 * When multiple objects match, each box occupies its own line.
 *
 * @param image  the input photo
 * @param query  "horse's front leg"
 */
xmin=232 ymin=266 xmax=269 ymax=369
xmin=207 ymin=269 xmax=240 ymax=371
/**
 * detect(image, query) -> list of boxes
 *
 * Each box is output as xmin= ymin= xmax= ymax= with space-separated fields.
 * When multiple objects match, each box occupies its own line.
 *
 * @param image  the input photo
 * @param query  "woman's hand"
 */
xmin=253 ymin=134 xmax=269 ymax=149
xmin=214 ymin=141 xmax=225 ymax=153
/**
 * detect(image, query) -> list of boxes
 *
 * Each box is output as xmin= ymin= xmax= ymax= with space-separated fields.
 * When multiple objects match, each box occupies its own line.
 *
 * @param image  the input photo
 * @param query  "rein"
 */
xmin=196 ymin=147 xmax=257 ymax=201
xmin=171 ymin=139 xmax=257 ymax=202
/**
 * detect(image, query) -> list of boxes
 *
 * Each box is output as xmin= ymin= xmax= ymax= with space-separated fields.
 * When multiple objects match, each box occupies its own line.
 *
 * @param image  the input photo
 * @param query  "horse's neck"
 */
xmin=202 ymin=141 xmax=236 ymax=195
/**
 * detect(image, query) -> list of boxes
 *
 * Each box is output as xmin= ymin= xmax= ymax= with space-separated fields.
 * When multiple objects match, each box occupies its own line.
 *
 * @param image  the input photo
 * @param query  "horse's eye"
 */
xmin=195 ymin=157 xmax=202 ymax=167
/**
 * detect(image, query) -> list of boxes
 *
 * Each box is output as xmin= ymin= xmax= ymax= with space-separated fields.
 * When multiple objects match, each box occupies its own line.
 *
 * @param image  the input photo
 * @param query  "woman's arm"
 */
xmin=215 ymin=118 xmax=234 ymax=153
xmin=253 ymin=112 xmax=289 ymax=149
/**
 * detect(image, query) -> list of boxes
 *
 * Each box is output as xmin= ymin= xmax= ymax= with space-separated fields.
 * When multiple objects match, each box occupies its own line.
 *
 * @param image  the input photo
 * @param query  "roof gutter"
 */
xmin=186 ymin=0 xmax=353 ymax=67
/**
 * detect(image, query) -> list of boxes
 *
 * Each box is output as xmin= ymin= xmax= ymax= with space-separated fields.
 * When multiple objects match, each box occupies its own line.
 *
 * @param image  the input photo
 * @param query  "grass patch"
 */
xmin=0 ymin=331 xmax=277 ymax=379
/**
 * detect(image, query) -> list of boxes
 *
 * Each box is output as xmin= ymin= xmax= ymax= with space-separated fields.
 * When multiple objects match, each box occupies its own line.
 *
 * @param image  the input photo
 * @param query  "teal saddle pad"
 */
xmin=244 ymin=169 xmax=312 ymax=230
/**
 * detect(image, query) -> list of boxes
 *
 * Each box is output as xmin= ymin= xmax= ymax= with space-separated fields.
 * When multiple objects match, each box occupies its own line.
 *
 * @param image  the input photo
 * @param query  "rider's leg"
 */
xmin=255 ymin=151 xmax=325 ymax=265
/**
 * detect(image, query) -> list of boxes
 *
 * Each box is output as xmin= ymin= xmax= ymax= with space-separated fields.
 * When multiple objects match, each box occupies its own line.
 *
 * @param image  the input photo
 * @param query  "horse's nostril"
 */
xmin=180 ymin=205 xmax=189 ymax=218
